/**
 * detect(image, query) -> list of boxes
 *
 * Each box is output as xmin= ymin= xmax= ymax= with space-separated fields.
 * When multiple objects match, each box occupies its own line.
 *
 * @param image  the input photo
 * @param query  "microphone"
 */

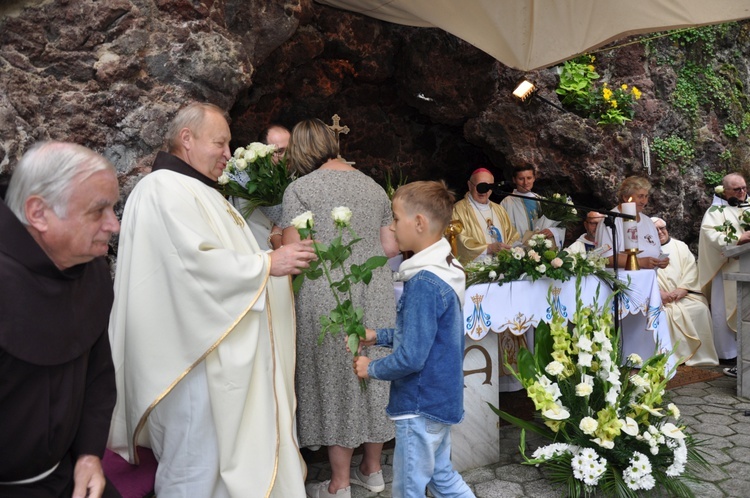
xmin=727 ymin=197 xmax=750 ymax=207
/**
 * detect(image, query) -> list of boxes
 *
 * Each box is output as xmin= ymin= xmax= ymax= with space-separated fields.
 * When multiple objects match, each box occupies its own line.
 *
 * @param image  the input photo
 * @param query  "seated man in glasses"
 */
xmin=565 ymin=211 xmax=604 ymax=255
xmin=451 ymin=167 xmax=519 ymax=264
xmin=698 ymin=172 xmax=750 ymax=374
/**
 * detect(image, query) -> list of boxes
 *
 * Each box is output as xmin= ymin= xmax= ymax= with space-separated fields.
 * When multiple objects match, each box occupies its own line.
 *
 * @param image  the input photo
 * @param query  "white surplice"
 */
xmin=108 ymin=169 xmax=305 ymax=497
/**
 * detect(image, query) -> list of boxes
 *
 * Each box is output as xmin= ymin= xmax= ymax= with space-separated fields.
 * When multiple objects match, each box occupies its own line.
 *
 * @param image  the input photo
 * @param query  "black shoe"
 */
xmin=719 ymin=357 xmax=737 ymax=366
xmin=724 ymin=366 xmax=737 ymax=378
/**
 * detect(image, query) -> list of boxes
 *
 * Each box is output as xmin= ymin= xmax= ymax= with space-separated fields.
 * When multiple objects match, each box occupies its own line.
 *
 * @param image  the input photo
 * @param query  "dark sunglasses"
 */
xmin=474 ymin=182 xmax=492 ymax=194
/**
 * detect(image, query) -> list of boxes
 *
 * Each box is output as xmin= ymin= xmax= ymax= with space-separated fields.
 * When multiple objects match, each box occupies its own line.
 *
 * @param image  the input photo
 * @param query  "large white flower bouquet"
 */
xmin=217 ymin=142 xmax=293 ymax=218
xmin=492 ymin=278 xmax=707 ymax=497
xmin=464 ymin=234 xmax=620 ymax=291
xmin=290 ymin=207 xmax=388 ymax=389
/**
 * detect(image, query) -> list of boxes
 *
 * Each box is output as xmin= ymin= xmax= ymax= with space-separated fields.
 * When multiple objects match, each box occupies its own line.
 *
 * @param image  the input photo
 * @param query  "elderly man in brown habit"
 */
xmin=0 ymin=141 xmax=121 ymax=497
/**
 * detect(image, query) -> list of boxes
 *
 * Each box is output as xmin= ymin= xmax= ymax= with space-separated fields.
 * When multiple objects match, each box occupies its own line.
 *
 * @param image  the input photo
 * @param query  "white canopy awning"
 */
xmin=317 ymin=0 xmax=750 ymax=71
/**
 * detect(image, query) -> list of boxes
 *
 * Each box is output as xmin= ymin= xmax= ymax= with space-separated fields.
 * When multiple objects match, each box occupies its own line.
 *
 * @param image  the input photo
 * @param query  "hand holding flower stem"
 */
xmin=291 ymin=208 xmax=387 ymax=390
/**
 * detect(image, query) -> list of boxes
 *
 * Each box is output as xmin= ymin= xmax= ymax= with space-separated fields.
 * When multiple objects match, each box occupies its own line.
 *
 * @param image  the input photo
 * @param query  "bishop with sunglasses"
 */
xmin=451 ymin=168 xmax=519 ymax=264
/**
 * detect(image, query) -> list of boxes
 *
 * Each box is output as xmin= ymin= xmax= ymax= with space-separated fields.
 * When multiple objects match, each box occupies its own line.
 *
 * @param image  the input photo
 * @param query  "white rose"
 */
xmin=571 ymin=208 xmax=577 ymax=215
xmin=291 ymin=211 xmax=314 ymax=230
xmin=544 ymin=239 xmax=553 ymax=248
xmin=668 ymin=403 xmax=680 ymax=419
xmin=544 ymin=361 xmax=564 ymax=376
xmin=579 ymin=416 xmax=598 ymax=435
xmin=551 ymin=257 xmax=563 ymax=268
xmin=715 ymin=185 xmax=725 ymax=195
xmin=536 ymin=264 xmax=547 ymax=273
xmin=331 ymin=206 xmax=352 ymax=226
xmin=627 ymin=353 xmax=643 ymax=366
xmin=217 ymin=173 xmax=229 ymax=185
xmin=244 ymin=148 xmax=258 ymax=162
xmin=528 ymin=239 xmax=537 ymax=247
xmin=488 ymin=270 xmax=497 ymax=280
xmin=235 ymin=158 xmax=248 ymax=171
xmin=249 ymin=142 xmax=269 ymax=154
xmin=575 ymin=382 xmax=593 ymax=397
xmin=233 ymin=147 xmax=246 ymax=159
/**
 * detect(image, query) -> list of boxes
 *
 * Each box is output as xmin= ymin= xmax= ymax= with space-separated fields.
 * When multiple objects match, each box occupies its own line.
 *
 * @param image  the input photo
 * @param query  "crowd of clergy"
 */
xmin=452 ymin=166 xmax=746 ymax=375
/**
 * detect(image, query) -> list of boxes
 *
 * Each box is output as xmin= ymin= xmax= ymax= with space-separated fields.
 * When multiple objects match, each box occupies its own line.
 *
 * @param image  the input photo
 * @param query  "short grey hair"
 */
xmin=617 ymin=176 xmax=652 ymax=203
xmin=5 ymin=141 xmax=115 ymax=224
xmin=166 ymin=102 xmax=228 ymax=153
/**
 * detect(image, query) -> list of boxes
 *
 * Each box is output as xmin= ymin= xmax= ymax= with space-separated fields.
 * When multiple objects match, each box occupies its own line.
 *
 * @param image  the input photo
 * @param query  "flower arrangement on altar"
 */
xmin=216 ymin=142 xmax=294 ymax=216
xmin=290 ymin=207 xmax=387 ymax=389
xmin=491 ymin=279 xmax=707 ymax=497
xmin=538 ymin=193 xmax=580 ymax=228
xmin=464 ymin=234 xmax=619 ymax=289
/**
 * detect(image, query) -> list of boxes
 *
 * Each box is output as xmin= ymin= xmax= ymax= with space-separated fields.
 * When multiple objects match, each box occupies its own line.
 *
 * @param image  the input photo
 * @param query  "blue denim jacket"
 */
xmin=368 ymin=270 xmax=465 ymax=425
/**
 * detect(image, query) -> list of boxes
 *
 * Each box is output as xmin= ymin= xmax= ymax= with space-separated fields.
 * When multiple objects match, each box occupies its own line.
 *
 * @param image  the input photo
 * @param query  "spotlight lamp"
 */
xmin=512 ymin=80 xmax=537 ymax=101
xmin=512 ymin=78 xmax=567 ymax=113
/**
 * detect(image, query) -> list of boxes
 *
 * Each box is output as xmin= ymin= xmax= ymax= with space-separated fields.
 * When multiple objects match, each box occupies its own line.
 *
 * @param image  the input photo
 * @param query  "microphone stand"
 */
xmin=494 ymin=189 xmax=635 ymax=342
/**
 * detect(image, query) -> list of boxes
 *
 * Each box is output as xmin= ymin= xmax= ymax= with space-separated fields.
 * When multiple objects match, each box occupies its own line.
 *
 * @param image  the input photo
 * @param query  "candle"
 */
xmin=621 ymin=201 xmax=638 ymax=250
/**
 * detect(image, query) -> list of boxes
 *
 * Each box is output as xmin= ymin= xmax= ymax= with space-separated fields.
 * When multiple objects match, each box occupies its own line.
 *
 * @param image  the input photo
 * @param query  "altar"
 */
xmin=452 ymin=270 xmax=673 ymax=471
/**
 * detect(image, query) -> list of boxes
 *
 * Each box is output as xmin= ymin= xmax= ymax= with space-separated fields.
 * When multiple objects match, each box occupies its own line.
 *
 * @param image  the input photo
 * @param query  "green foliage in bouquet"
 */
xmin=217 ymin=142 xmax=293 ymax=216
xmin=464 ymin=234 xmax=622 ymax=293
xmin=490 ymin=278 xmax=708 ymax=497
xmin=708 ymin=204 xmax=750 ymax=244
xmin=538 ymin=193 xmax=580 ymax=228
xmin=290 ymin=208 xmax=388 ymax=389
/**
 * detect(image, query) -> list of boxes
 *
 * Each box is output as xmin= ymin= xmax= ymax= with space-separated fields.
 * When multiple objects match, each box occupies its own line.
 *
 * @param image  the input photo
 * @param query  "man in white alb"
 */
xmin=108 ymin=102 xmax=315 ymax=497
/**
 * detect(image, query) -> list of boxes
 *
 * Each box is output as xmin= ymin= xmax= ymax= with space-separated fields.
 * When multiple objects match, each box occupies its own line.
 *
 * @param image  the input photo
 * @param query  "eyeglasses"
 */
xmin=272 ymin=147 xmax=287 ymax=156
xmin=656 ymin=226 xmax=668 ymax=232
xmin=471 ymin=182 xmax=493 ymax=194
xmin=731 ymin=186 xmax=747 ymax=193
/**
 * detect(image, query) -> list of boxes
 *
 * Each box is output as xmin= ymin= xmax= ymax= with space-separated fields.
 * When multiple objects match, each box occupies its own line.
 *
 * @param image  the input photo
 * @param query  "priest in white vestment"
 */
xmin=451 ymin=168 xmax=519 ymax=264
xmin=651 ymin=218 xmax=718 ymax=366
xmin=108 ymin=103 xmax=316 ymax=498
xmin=565 ymin=211 xmax=604 ymax=255
xmin=594 ymin=176 xmax=669 ymax=270
xmin=698 ymin=173 xmax=750 ymax=363
xmin=499 ymin=165 xmax=565 ymax=249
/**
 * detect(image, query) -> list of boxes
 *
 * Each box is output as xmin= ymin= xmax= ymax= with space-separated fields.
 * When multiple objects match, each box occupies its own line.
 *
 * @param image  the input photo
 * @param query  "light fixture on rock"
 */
xmin=512 ymin=79 xmax=566 ymax=113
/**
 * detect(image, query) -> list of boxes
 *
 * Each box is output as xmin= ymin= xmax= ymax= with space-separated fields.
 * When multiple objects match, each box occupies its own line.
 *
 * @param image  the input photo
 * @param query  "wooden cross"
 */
xmin=327 ymin=114 xmax=354 ymax=164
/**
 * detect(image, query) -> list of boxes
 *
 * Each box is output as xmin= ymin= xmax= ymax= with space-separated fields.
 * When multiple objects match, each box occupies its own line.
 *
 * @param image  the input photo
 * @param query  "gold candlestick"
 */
xmin=623 ymin=248 xmax=640 ymax=271
xmin=445 ymin=219 xmax=464 ymax=258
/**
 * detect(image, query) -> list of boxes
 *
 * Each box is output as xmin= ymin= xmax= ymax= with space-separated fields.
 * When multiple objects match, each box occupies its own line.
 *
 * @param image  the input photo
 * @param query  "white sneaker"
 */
xmin=305 ymin=480 xmax=351 ymax=498
xmin=350 ymin=467 xmax=385 ymax=492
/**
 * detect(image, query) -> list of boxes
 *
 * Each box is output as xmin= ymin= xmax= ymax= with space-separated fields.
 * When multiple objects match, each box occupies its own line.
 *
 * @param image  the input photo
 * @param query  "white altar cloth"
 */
xmin=452 ymin=271 xmax=674 ymax=472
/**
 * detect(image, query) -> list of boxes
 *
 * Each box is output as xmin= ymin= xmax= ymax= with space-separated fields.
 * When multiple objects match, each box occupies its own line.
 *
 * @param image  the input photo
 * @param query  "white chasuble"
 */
xmin=108 ymin=170 xmax=305 ymax=497
xmin=657 ymin=239 xmax=718 ymax=366
xmin=698 ymin=204 xmax=744 ymax=332
xmin=500 ymin=192 xmax=565 ymax=249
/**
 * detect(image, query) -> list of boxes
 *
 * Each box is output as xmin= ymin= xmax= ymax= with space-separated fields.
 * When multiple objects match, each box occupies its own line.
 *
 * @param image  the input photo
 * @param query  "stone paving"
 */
xmin=304 ymin=368 xmax=750 ymax=497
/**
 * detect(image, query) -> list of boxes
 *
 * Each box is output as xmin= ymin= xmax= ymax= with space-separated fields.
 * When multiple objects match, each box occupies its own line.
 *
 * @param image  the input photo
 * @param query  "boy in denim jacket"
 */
xmin=354 ymin=181 xmax=474 ymax=498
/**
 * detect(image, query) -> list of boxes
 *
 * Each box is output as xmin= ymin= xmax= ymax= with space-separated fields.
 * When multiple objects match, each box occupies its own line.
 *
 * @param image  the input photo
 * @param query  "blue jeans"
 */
xmin=392 ymin=417 xmax=475 ymax=498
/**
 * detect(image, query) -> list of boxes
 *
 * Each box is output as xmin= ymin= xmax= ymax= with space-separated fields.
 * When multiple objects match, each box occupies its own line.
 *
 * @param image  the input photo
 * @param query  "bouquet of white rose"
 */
xmin=217 ymin=142 xmax=293 ymax=218
xmin=290 ymin=207 xmax=388 ymax=390
xmin=491 ymin=277 xmax=708 ymax=497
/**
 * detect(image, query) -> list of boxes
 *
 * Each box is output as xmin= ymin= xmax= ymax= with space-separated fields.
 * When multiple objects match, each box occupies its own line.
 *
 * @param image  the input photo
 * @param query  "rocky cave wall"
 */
xmin=1 ymin=0 xmax=749 ymax=247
